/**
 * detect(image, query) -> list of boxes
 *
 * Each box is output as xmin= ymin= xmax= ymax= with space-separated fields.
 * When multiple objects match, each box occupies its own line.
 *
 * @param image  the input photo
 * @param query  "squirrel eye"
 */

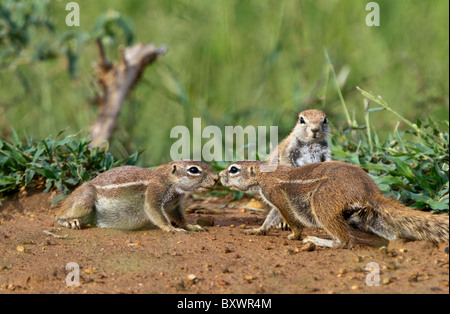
xmin=188 ymin=167 xmax=200 ymax=174
xmin=229 ymin=166 xmax=239 ymax=174
xmin=300 ymin=117 xmax=305 ymax=124
xmin=323 ymin=117 xmax=327 ymax=124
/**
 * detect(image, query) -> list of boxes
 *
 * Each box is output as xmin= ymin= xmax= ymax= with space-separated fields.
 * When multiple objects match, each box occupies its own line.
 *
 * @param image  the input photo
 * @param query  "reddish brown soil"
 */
xmin=0 ymin=190 xmax=448 ymax=294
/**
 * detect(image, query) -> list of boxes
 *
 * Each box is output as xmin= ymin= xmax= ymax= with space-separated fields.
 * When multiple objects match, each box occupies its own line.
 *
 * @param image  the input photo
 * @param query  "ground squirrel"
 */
xmin=56 ymin=161 xmax=219 ymax=232
xmin=267 ymin=109 xmax=331 ymax=166
xmin=220 ymin=161 xmax=449 ymax=248
xmin=258 ymin=109 xmax=331 ymax=234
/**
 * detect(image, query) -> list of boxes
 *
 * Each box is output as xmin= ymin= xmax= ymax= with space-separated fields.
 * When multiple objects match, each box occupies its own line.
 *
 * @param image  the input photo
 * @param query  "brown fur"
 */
xmin=220 ymin=161 xmax=449 ymax=247
xmin=267 ymin=109 xmax=331 ymax=166
xmin=56 ymin=161 xmax=219 ymax=231
xmin=260 ymin=109 xmax=331 ymax=234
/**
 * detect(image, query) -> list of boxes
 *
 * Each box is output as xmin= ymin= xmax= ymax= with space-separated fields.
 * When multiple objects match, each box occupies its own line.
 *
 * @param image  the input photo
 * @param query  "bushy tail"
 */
xmin=360 ymin=196 xmax=449 ymax=243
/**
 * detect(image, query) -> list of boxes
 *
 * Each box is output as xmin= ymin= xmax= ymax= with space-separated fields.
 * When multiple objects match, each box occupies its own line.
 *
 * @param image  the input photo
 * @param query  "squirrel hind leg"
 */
xmin=315 ymin=216 xmax=354 ymax=248
xmin=57 ymin=218 xmax=82 ymax=230
xmin=56 ymin=206 xmax=96 ymax=230
xmin=310 ymin=203 xmax=355 ymax=248
xmin=55 ymin=185 xmax=96 ymax=230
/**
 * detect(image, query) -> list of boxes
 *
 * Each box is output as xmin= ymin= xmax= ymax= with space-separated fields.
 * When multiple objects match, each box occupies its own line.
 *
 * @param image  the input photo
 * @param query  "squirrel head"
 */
xmin=219 ymin=161 xmax=264 ymax=193
xmin=292 ymin=109 xmax=330 ymax=142
xmin=164 ymin=160 xmax=219 ymax=193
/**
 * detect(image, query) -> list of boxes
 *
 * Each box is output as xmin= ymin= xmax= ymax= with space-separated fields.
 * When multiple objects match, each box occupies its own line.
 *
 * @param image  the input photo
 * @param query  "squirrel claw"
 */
xmin=65 ymin=219 xmax=81 ymax=230
xmin=186 ymin=224 xmax=206 ymax=232
xmin=170 ymin=227 xmax=189 ymax=234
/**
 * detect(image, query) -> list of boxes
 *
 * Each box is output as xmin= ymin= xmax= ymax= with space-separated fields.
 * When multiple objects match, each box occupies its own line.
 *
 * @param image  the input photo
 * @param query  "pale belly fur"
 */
xmin=94 ymin=196 xmax=152 ymax=230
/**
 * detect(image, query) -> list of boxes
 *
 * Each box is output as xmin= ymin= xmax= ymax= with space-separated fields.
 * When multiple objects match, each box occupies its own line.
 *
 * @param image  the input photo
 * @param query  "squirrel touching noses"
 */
xmin=220 ymin=160 xmax=449 ymax=248
xmin=56 ymin=161 xmax=219 ymax=232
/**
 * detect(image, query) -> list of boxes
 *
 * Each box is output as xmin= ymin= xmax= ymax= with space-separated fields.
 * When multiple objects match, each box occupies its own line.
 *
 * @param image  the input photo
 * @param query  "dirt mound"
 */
xmin=0 ymin=191 xmax=448 ymax=294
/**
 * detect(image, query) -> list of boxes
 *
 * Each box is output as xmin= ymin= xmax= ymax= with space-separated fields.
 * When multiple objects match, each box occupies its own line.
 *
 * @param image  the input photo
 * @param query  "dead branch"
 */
xmin=89 ymin=41 xmax=167 ymax=148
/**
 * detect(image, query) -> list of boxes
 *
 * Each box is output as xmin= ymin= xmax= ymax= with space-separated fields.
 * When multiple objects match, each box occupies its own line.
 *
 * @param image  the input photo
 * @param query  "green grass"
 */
xmin=325 ymin=50 xmax=449 ymax=213
xmin=1 ymin=0 xmax=448 ymax=165
xmin=331 ymin=88 xmax=449 ymax=213
xmin=0 ymin=131 xmax=140 ymax=204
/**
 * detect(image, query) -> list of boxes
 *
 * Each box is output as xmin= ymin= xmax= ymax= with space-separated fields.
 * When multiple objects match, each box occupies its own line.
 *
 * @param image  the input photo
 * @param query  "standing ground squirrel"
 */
xmin=56 ymin=161 xmax=219 ymax=232
xmin=267 ymin=109 xmax=331 ymax=166
xmin=257 ymin=109 xmax=331 ymax=234
xmin=220 ymin=161 xmax=449 ymax=247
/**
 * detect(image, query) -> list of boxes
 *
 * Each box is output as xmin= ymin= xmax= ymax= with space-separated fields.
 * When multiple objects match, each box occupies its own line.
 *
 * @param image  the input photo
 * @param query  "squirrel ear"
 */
xmin=171 ymin=164 xmax=177 ymax=175
xmin=249 ymin=166 xmax=256 ymax=177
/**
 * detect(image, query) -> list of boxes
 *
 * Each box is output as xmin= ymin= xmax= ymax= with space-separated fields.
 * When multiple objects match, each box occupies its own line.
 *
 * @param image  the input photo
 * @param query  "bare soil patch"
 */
xmin=0 ymin=190 xmax=448 ymax=294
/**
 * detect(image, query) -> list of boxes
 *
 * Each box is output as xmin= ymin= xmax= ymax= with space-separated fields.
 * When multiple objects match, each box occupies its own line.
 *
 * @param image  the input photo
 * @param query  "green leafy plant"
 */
xmin=0 ymin=131 xmax=141 ymax=204
xmin=330 ymin=89 xmax=449 ymax=213
xmin=0 ymin=0 xmax=55 ymax=69
xmin=323 ymin=50 xmax=448 ymax=213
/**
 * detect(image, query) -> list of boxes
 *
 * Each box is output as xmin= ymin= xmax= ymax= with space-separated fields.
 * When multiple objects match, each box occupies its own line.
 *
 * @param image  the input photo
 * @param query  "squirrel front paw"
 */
xmin=243 ymin=228 xmax=268 ymax=236
xmin=185 ymin=224 xmax=206 ymax=232
xmin=165 ymin=227 xmax=189 ymax=234
xmin=287 ymin=232 xmax=302 ymax=241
